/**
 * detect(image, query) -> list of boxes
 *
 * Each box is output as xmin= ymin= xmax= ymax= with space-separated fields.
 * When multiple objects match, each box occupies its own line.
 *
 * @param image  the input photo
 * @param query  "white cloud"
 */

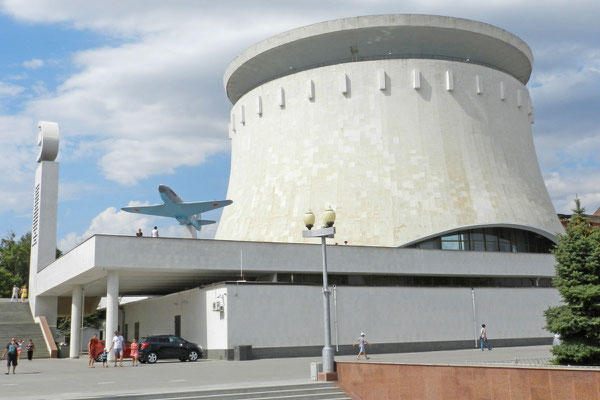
xmin=544 ymin=170 xmax=600 ymax=214
xmin=0 ymin=81 xmax=25 ymax=97
xmin=58 ymin=201 xmax=219 ymax=252
xmin=0 ymin=115 xmax=38 ymax=213
xmin=58 ymin=202 xmax=151 ymax=251
xmin=22 ymin=58 xmax=44 ymax=69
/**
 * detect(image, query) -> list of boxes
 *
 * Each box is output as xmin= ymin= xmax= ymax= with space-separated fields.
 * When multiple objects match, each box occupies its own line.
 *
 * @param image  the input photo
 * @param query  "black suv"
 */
xmin=138 ymin=335 xmax=203 ymax=363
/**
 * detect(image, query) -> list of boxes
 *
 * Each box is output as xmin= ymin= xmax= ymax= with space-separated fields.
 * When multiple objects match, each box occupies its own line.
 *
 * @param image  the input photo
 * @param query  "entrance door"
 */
xmin=174 ymin=315 xmax=181 ymax=337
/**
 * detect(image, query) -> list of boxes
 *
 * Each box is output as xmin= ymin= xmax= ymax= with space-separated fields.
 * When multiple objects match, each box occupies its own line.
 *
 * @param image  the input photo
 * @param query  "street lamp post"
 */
xmin=302 ymin=208 xmax=336 ymax=373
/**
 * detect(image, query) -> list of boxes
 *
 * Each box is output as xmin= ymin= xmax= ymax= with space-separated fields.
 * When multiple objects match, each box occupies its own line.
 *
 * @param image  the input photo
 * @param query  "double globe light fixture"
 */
xmin=302 ymin=207 xmax=336 ymax=376
xmin=304 ymin=206 xmax=336 ymax=230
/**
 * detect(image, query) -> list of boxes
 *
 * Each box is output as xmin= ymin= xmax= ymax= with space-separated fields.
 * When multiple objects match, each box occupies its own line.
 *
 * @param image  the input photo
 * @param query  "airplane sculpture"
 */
xmin=121 ymin=184 xmax=232 ymax=238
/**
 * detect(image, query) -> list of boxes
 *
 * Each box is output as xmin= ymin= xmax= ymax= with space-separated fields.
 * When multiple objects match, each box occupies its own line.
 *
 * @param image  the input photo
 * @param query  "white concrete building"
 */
xmin=29 ymin=15 xmax=565 ymax=360
xmin=217 ymin=14 xmax=563 ymax=246
xmin=37 ymin=236 xmax=560 ymax=359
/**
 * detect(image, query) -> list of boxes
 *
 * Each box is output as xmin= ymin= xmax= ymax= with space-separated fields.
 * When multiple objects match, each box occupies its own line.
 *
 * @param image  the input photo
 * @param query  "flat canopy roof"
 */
xmin=37 ymin=235 xmax=554 ymax=298
xmin=224 ymin=14 xmax=533 ymax=104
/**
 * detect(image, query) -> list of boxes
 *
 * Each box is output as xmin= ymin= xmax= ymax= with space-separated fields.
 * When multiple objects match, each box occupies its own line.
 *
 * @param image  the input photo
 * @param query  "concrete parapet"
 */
xmin=336 ymin=361 xmax=600 ymax=399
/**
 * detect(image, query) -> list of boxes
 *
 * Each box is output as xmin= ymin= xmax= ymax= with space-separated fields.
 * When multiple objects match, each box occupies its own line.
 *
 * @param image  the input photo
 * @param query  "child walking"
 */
xmin=353 ymin=332 xmax=370 ymax=359
xmin=101 ymin=348 xmax=108 ymax=367
xmin=130 ymin=338 xmax=139 ymax=366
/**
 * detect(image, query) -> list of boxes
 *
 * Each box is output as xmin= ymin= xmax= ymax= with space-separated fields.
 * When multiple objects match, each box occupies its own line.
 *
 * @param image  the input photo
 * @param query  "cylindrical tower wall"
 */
xmin=216 ymin=16 xmax=564 ymax=247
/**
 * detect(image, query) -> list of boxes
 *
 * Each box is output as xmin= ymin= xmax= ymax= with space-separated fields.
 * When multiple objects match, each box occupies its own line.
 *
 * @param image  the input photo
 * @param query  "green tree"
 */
xmin=0 ymin=231 xmax=62 ymax=297
xmin=545 ymin=199 xmax=600 ymax=365
xmin=0 ymin=232 xmax=31 ymax=296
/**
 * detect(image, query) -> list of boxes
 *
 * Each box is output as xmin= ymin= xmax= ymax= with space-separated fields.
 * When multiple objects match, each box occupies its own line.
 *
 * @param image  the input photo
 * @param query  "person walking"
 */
xmin=20 ymin=286 xmax=27 ymax=302
xmin=130 ymin=338 xmax=139 ymax=366
xmin=353 ymin=332 xmax=370 ymax=359
xmin=10 ymin=285 xmax=19 ymax=302
xmin=25 ymin=340 xmax=35 ymax=361
xmin=108 ymin=331 xmax=124 ymax=367
xmin=88 ymin=334 xmax=99 ymax=368
xmin=16 ymin=339 xmax=23 ymax=361
xmin=151 ymin=226 xmax=159 ymax=237
xmin=101 ymin=348 xmax=108 ymax=367
xmin=2 ymin=338 xmax=19 ymax=374
xmin=480 ymin=324 xmax=492 ymax=351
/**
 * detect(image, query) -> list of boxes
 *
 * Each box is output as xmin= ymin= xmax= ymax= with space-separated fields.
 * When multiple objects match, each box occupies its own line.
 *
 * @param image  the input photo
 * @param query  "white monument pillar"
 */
xmin=29 ymin=121 xmax=60 ymax=326
xmin=106 ymin=271 xmax=119 ymax=361
xmin=69 ymin=285 xmax=83 ymax=358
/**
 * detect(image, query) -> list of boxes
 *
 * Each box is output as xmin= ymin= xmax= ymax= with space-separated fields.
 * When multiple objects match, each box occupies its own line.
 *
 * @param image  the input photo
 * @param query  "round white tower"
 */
xmin=216 ymin=14 xmax=564 ymax=248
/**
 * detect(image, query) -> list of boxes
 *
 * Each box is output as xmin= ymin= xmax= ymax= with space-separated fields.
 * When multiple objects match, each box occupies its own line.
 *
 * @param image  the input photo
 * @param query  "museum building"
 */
xmin=29 ymin=15 xmax=564 ymax=360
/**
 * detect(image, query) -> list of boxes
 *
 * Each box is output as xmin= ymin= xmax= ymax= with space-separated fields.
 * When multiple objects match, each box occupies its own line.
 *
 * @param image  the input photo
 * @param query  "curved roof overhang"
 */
xmin=224 ymin=14 xmax=533 ymax=104
xmin=399 ymin=223 xmax=558 ymax=248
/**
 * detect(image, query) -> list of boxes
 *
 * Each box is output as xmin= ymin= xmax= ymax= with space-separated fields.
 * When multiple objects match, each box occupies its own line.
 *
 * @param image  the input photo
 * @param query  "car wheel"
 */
xmin=146 ymin=352 xmax=158 ymax=364
xmin=188 ymin=350 xmax=199 ymax=362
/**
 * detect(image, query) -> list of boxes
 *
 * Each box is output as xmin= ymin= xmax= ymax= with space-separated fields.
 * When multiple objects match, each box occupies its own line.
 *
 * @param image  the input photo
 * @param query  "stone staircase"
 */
xmin=0 ymin=299 xmax=50 ymax=358
xmin=85 ymin=383 xmax=351 ymax=399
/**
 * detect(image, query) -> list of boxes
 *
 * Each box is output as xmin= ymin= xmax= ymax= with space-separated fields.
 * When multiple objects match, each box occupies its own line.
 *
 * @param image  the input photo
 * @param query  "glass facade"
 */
xmin=407 ymin=227 xmax=554 ymax=253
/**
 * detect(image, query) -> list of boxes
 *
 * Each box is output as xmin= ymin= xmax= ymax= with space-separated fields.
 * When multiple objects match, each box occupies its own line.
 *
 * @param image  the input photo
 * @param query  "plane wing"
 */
xmin=121 ymin=204 xmax=167 ymax=216
xmin=177 ymin=200 xmax=233 ymax=215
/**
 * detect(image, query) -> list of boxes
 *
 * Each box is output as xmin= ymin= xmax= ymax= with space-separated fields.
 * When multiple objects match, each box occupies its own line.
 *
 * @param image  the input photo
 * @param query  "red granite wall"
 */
xmin=336 ymin=362 xmax=600 ymax=399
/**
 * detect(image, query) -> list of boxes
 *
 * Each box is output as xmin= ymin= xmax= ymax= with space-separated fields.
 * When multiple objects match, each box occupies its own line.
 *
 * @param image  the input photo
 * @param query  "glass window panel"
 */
xmin=441 ymin=241 xmax=460 ymax=250
xmin=484 ymin=228 xmax=498 ymax=241
xmin=499 ymin=240 xmax=511 ymax=252
xmin=498 ymin=228 xmax=511 ymax=241
xmin=418 ymin=239 xmax=440 ymax=249
xmin=516 ymin=230 xmax=528 ymax=252
xmin=485 ymin=228 xmax=498 ymax=251
xmin=471 ymin=229 xmax=484 ymax=241
xmin=485 ymin=240 xmax=499 ymax=251
xmin=471 ymin=241 xmax=485 ymax=251
xmin=442 ymin=234 xmax=459 ymax=241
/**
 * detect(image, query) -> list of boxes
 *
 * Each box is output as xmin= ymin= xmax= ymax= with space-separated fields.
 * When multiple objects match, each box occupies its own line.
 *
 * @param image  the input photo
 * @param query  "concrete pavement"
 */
xmin=0 ymin=346 xmax=573 ymax=400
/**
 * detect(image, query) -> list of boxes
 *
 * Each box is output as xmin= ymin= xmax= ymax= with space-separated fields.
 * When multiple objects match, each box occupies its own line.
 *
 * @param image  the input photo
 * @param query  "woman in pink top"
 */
xmin=130 ymin=338 xmax=139 ymax=366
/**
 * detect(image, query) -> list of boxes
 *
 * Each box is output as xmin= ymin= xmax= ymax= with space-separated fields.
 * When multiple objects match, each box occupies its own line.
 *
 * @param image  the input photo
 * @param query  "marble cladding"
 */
xmin=336 ymin=362 xmax=600 ymax=400
xmin=216 ymin=58 xmax=564 ymax=246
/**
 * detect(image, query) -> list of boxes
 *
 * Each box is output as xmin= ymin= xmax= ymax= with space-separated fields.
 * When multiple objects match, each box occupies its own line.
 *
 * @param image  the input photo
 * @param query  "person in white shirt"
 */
xmin=108 ymin=331 xmax=125 ymax=367
xmin=151 ymin=226 xmax=159 ymax=238
xmin=10 ymin=286 xmax=19 ymax=302
xmin=480 ymin=324 xmax=492 ymax=351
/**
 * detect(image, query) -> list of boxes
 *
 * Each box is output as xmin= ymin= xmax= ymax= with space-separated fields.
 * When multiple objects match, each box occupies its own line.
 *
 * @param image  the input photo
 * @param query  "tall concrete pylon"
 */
xmin=29 ymin=121 xmax=60 ymax=326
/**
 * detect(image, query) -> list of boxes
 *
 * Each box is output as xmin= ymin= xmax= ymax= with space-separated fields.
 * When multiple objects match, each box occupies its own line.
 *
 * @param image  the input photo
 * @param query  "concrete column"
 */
xmin=106 ymin=271 xmax=119 ymax=361
xmin=69 ymin=285 xmax=83 ymax=358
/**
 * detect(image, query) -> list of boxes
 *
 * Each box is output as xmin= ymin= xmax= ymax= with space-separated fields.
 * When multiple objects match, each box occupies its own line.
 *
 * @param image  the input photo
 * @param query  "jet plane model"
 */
xmin=121 ymin=185 xmax=232 ymax=238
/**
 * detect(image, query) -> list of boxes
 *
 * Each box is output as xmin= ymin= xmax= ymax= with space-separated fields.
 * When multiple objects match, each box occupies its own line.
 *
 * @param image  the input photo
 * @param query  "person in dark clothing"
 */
xmin=26 ymin=339 xmax=35 ymax=361
xmin=2 ymin=338 xmax=19 ymax=374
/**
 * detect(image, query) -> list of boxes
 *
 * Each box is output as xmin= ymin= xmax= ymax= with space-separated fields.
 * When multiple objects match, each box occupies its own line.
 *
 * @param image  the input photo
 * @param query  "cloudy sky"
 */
xmin=0 ymin=0 xmax=598 ymax=252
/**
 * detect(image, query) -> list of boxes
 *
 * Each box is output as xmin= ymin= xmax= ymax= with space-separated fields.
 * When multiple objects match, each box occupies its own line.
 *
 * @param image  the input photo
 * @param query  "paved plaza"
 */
xmin=0 ymin=346 xmax=565 ymax=399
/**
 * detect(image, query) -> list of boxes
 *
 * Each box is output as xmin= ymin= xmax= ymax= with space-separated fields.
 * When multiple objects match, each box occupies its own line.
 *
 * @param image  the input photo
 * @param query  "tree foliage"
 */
xmin=545 ymin=199 xmax=600 ymax=365
xmin=0 ymin=231 xmax=62 ymax=298
xmin=0 ymin=232 xmax=31 ymax=297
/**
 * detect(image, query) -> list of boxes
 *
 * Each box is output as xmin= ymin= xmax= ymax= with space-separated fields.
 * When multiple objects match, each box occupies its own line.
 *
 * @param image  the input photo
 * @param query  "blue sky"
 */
xmin=0 ymin=1 xmax=599 ymax=251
